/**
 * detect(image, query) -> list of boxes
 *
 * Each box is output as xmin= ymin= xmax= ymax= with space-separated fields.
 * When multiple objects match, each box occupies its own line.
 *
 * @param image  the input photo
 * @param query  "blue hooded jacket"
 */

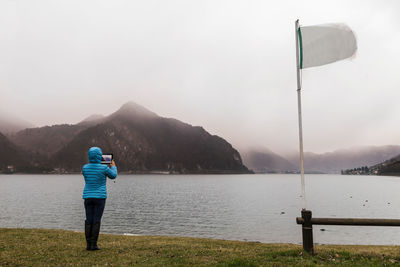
xmin=82 ymin=147 xmax=118 ymax=199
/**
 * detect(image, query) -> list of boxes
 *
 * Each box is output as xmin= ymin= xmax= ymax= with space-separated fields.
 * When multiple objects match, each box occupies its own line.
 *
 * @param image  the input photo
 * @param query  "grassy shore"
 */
xmin=1 ymin=228 xmax=400 ymax=266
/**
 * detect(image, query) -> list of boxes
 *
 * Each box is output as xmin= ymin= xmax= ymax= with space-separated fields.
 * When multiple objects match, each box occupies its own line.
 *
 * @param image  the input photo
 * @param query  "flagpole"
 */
xmin=295 ymin=19 xmax=306 ymax=210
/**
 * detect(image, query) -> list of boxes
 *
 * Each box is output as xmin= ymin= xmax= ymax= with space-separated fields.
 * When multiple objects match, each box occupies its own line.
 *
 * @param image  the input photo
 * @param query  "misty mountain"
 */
xmin=286 ymin=146 xmax=400 ymax=174
xmin=0 ymin=111 xmax=34 ymax=134
xmin=241 ymin=149 xmax=297 ymax=173
xmin=9 ymin=124 xmax=91 ymax=157
xmin=52 ymin=102 xmax=250 ymax=173
xmin=9 ymin=114 xmax=107 ymax=157
xmin=7 ymin=102 xmax=250 ymax=174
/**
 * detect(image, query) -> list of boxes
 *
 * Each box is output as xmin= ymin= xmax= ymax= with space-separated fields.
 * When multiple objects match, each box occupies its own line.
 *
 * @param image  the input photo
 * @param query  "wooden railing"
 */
xmin=296 ymin=210 xmax=400 ymax=254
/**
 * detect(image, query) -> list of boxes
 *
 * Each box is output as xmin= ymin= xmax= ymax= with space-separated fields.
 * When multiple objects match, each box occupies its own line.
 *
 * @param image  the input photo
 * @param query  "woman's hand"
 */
xmin=110 ymin=160 xmax=116 ymax=167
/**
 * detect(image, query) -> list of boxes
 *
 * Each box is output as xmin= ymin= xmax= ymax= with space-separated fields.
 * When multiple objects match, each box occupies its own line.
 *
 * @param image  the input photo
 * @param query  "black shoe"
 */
xmin=89 ymin=222 xmax=101 ymax=250
xmin=85 ymin=222 xmax=92 ymax=250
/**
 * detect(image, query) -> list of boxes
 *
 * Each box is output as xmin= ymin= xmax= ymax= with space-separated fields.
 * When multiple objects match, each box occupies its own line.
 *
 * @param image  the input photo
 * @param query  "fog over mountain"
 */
xmin=78 ymin=114 xmax=105 ymax=125
xmin=4 ymin=102 xmax=250 ymax=174
xmin=285 ymin=146 xmax=400 ymax=174
xmin=0 ymin=110 xmax=34 ymax=134
xmin=241 ymin=148 xmax=297 ymax=173
xmin=240 ymin=145 xmax=400 ymax=174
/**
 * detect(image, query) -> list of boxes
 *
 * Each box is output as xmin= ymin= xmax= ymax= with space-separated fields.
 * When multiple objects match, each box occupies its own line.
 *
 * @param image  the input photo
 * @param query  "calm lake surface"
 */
xmin=1 ymin=174 xmax=400 ymax=245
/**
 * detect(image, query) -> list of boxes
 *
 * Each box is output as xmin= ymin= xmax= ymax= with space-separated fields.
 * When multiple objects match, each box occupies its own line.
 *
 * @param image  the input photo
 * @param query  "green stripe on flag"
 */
xmin=298 ymin=27 xmax=303 ymax=69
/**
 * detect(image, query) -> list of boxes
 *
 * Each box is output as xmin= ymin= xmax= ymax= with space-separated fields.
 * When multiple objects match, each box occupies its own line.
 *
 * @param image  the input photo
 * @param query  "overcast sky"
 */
xmin=1 ymin=0 xmax=400 ymax=154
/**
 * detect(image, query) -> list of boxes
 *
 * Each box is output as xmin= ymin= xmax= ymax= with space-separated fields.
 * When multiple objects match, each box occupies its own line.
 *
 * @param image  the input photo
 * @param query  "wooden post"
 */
xmin=301 ymin=210 xmax=314 ymax=254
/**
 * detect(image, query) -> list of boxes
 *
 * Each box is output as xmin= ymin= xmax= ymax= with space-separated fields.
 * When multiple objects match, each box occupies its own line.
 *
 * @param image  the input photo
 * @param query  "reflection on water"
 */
xmin=1 ymin=174 xmax=400 ymax=245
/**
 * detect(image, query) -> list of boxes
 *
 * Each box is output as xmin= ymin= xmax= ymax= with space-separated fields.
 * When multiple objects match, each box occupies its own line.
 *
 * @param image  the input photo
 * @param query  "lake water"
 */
xmin=1 ymin=174 xmax=400 ymax=245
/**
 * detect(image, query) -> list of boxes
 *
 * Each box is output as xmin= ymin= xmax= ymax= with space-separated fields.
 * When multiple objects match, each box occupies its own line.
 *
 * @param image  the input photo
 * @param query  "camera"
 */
xmin=101 ymin=154 xmax=113 ymax=164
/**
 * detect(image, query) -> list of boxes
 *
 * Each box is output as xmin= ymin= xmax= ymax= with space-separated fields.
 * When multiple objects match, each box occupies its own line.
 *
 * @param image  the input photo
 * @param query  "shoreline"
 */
xmin=3 ymin=226 xmax=400 ymax=247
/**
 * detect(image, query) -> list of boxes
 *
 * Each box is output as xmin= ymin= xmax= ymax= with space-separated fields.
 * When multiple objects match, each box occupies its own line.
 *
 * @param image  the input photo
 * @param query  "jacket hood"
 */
xmin=88 ymin=147 xmax=102 ymax=163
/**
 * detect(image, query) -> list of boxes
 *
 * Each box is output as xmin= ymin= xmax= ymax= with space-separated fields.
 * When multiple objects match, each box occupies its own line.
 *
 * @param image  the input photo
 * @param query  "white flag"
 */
xmin=298 ymin=23 xmax=357 ymax=69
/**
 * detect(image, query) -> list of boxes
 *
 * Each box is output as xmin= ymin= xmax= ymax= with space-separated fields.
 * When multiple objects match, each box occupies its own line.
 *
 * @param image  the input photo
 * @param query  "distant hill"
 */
xmin=345 ymin=154 xmax=400 ymax=176
xmin=241 ymin=149 xmax=298 ymax=173
xmin=0 ymin=132 xmax=49 ymax=173
xmin=0 ymin=132 xmax=26 ymax=172
xmin=9 ymin=114 xmax=107 ymax=158
xmin=9 ymin=124 xmax=91 ymax=157
xmin=240 ymin=146 xmax=400 ymax=174
xmin=286 ymin=146 xmax=400 ymax=174
xmin=377 ymin=154 xmax=400 ymax=175
xmin=0 ymin=111 xmax=34 ymax=134
xmin=6 ymin=102 xmax=250 ymax=174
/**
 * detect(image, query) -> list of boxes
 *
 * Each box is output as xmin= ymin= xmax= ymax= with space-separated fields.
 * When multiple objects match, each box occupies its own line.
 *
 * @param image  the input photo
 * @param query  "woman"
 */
xmin=82 ymin=147 xmax=117 ymax=250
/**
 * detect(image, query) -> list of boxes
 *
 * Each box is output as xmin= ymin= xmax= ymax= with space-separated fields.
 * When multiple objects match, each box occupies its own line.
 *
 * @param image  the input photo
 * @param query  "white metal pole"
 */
xmin=295 ymin=19 xmax=306 ymax=210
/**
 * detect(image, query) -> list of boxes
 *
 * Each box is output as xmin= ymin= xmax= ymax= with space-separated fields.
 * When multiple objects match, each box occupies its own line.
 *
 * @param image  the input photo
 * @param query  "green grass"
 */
xmin=1 ymin=228 xmax=400 ymax=266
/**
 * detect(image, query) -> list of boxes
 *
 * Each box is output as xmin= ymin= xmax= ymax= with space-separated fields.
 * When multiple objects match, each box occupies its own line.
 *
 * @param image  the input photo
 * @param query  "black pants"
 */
xmin=84 ymin=198 xmax=106 ymax=224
